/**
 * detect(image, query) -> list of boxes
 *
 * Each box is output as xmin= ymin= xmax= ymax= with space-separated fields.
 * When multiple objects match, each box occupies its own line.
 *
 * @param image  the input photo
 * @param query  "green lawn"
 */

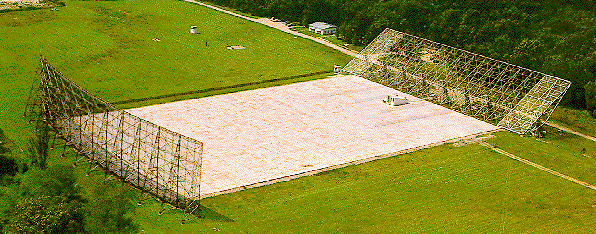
xmin=0 ymin=0 xmax=351 ymax=142
xmin=126 ymin=131 xmax=596 ymax=233
xmin=488 ymin=127 xmax=596 ymax=184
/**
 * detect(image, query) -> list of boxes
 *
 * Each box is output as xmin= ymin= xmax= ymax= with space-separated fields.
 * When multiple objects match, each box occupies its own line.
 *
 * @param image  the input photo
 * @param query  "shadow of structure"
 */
xmin=197 ymin=205 xmax=234 ymax=222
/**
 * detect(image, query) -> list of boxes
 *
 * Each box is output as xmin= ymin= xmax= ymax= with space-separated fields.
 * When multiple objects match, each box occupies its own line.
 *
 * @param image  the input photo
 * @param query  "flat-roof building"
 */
xmin=308 ymin=22 xmax=337 ymax=35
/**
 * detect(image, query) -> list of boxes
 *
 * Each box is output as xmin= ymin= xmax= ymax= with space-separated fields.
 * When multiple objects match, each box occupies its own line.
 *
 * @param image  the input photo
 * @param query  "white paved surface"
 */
xmin=127 ymin=75 xmax=498 ymax=196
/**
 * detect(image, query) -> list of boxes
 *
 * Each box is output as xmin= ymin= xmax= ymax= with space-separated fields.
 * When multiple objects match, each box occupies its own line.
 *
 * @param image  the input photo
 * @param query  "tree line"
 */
xmin=202 ymin=0 xmax=596 ymax=113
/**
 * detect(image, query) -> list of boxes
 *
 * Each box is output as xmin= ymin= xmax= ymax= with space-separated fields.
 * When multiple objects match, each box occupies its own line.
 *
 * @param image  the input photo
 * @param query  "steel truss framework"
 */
xmin=343 ymin=28 xmax=571 ymax=134
xmin=26 ymin=57 xmax=202 ymax=212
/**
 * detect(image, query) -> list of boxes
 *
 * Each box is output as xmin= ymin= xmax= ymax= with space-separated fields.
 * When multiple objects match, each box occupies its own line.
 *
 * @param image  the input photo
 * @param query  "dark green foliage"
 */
xmin=26 ymin=124 xmax=50 ymax=170
xmin=19 ymin=166 xmax=82 ymax=200
xmin=83 ymin=181 xmax=138 ymax=234
xmin=6 ymin=196 xmax=84 ymax=234
xmin=0 ymin=156 xmax=17 ymax=177
xmin=0 ymin=163 xmax=138 ymax=233
xmin=1 ymin=166 xmax=85 ymax=234
xmin=0 ymin=163 xmax=140 ymax=233
xmin=585 ymin=81 xmax=596 ymax=116
xmin=0 ymin=128 xmax=27 ymax=184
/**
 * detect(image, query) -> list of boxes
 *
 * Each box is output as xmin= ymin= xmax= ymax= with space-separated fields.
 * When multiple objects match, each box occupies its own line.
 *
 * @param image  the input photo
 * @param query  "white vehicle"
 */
xmin=383 ymin=94 xmax=409 ymax=106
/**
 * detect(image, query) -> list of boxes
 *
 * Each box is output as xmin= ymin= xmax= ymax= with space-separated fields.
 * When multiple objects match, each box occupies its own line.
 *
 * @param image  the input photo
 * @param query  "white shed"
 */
xmin=308 ymin=22 xmax=337 ymax=35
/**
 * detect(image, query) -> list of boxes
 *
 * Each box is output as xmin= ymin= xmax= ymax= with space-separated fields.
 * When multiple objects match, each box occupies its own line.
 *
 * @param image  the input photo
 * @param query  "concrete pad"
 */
xmin=127 ymin=75 xmax=498 ymax=197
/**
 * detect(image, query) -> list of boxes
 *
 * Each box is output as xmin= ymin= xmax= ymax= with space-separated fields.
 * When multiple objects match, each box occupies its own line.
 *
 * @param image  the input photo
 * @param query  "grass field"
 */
xmin=2 ymin=0 xmax=596 ymax=233
xmin=126 ymin=130 xmax=596 ymax=233
xmin=0 ymin=0 xmax=351 ymax=142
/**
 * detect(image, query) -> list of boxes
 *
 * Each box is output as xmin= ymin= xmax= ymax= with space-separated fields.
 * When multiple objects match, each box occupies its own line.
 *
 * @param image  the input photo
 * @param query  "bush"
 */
xmin=1 ymin=165 xmax=85 ymax=234
xmin=0 ymin=155 xmax=18 ymax=177
xmin=6 ymin=196 xmax=84 ymax=234
xmin=585 ymin=81 xmax=596 ymax=116
xmin=0 ymin=164 xmax=139 ymax=233
xmin=84 ymin=181 xmax=138 ymax=234
xmin=26 ymin=124 xmax=51 ymax=170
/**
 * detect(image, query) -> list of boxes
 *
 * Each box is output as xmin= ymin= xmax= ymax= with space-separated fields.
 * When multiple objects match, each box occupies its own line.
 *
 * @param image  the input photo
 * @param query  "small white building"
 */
xmin=308 ymin=22 xmax=337 ymax=35
xmin=190 ymin=26 xmax=198 ymax=34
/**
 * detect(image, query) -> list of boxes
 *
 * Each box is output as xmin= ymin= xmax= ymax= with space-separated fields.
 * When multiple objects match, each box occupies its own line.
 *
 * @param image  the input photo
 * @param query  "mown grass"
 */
xmin=128 ymin=132 xmax=596 ymax=233
xmin=488 ymin=127 xmax=596 ymax=183
xmin=0 ymin=0 xmax=351 ymax=142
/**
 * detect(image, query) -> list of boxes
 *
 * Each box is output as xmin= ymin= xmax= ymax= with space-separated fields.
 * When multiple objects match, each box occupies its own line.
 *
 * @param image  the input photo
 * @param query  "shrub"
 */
xmin=584 ymin=81 xmax=596 ymax=116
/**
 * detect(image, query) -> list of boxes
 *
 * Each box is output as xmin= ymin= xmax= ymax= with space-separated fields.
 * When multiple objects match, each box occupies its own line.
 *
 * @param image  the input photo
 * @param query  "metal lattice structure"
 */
xmin=343 ymin=28 xmax=571 ymax=134
xmin=26 ymin=56 xmax=202 ymax=212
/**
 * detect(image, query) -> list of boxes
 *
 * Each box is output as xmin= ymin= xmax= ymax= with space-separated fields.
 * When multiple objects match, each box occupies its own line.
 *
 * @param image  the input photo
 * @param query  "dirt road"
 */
xmin=545 ymin=122 xmax=596 ymax=142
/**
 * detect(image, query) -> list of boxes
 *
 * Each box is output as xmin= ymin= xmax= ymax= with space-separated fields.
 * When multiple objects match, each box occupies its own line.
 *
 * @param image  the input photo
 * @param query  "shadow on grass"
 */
xmin=197 ymin=205 xmax=234 ymax=222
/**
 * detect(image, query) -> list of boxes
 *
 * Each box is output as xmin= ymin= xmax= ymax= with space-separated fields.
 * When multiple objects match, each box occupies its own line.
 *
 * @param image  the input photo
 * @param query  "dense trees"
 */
xmin=0 ymin=165 xmax=139 ymax=233
xmin=0 ymin=127 xmax=139 ymax=233
xmin=83 ymin=181 xmax=138 ymax=233
xmin=585 ymin=81 xmax=596 ymax=116
xmin=1 ymin=166 xmax=86 ymax=233
xmin=202 ymin=0 xmax=596 ymax=108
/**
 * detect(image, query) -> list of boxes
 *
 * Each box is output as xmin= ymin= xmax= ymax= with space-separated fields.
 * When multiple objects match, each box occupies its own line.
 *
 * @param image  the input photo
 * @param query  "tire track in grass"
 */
xmin=480 ymin=141 xmax=596 ymax=191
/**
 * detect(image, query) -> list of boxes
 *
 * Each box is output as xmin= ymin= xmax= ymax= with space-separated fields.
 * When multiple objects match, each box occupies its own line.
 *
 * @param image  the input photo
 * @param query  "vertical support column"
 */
xmin=90 ymin=109 xmax=96 ymax=161
xmin=175 ymin=136 xmax=181 ymax=203
xmin=111 ymin=112 xmax=123 ymax=173
xmin=104 ymin=108 xmax=110 ymax=173
xmin=136 ymin=121 xmax=142 ymax=188
xmin=120 ymin=114 xmax=125 ymax=177
xmin=154 ymin=126 xmax=161 ymax=197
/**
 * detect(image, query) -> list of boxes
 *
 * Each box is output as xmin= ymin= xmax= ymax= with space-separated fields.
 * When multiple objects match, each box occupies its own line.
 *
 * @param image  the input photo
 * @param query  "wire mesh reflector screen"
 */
xmin=343 ymin=28 xmax=571 ymax=134
xmin=32 ymin=56 xmax=202 ymax=207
